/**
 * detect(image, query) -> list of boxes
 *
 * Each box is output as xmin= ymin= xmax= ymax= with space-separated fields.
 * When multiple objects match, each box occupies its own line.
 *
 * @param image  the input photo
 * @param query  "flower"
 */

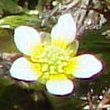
xmin=10 ymin=13 xmax=102 ymax=95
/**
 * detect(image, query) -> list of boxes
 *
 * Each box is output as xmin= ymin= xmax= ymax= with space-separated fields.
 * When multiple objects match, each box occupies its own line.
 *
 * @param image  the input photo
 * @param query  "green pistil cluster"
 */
xmin=31 ymin=45 xmax=70 ymax=77
xmin=40 ymin=46 xmax=69 ymax=74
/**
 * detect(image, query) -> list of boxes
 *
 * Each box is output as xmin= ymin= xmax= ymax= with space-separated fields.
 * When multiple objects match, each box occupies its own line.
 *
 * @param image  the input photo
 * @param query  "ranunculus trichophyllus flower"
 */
xmin=10 ymin=13 xmax=102 ymax=95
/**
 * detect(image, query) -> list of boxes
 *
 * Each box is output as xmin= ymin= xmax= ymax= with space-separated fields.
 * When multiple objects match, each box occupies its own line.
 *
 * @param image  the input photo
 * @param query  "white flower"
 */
xmin=10 ymin=13 xmax=102 ymax=95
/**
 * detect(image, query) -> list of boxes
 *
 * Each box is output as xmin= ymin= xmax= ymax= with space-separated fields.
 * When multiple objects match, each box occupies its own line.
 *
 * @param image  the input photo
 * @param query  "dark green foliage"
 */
xmin=0 ymin=0 xmax=22 ymax=16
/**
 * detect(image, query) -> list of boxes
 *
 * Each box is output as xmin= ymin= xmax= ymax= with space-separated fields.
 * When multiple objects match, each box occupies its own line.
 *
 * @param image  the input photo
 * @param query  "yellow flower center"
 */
xmin=30 ymin=41 xmax=76 ymax=83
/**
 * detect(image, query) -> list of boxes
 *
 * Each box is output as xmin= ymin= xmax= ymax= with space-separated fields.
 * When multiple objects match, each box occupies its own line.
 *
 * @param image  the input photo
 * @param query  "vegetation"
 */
xmin=0 ymin=0 xmax=110 ymax=110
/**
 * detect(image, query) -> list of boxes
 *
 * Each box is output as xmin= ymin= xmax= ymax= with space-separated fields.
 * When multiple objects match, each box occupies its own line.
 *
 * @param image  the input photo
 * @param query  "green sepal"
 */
xmin=40 ymin=32 xmax=51 ymax=45
xmin=66 ymin=39 xmax=79 ymax=56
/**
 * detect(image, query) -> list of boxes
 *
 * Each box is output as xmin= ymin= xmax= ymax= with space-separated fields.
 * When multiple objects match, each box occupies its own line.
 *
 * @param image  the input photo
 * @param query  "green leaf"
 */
xmin=0 ymin=14 xmax=40 ymax=29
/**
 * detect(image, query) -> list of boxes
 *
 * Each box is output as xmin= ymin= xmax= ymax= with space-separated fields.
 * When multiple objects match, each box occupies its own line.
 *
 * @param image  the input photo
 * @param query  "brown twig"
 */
xmin=97 ymin=88 xmax=110 ymax=110
xmin=87 ymin=92 xmax=94 ymax=110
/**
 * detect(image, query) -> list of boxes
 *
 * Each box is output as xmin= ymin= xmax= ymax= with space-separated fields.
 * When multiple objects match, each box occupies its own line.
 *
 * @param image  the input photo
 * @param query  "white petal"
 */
xmin=73 ymin=54 xmax=102 ymax=78
xmin=14 ymin=26 xmax=41 ymax=55
xmin=51 ymin=13 xmax=76 ymax=43
xmin=46 ymin=78 xmax=74 ymax=95
xmin=10 ymin=57 xmax=38 ymax=81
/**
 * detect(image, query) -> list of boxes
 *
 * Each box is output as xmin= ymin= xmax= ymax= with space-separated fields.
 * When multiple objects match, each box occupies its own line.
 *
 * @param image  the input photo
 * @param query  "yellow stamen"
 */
xmin=29 ymin=40 xmax=77 ymax=84
xmin=52 ymin=39 xmax=67 ymax=49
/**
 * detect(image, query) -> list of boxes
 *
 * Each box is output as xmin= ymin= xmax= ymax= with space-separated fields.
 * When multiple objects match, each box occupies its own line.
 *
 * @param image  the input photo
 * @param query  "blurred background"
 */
xmin=0 ymin=0 xmax=110 ymax=110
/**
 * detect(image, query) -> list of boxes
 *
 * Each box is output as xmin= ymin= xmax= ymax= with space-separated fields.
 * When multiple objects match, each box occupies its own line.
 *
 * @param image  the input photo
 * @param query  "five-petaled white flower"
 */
xmin=10 ymin=13 xmax=102 ymax=95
